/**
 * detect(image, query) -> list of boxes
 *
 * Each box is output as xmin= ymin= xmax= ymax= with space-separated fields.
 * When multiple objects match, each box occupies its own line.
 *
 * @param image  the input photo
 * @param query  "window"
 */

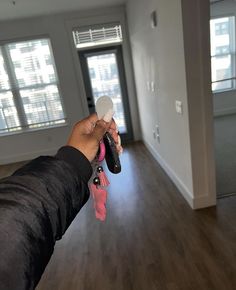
xmin=110 ymin=63 xmax=118 ymax=78
xmin=210 ymin=16 xmax=235 ymax=92
xmin=215 ymin=21 xmax=229 ymax=35
xmin=0 ymin=38 xmax=66 ymax=134
xmin=215 ymin=45 xmax=230 ymax=55
xmin=89 ymin=67 xmax=96 ymax=79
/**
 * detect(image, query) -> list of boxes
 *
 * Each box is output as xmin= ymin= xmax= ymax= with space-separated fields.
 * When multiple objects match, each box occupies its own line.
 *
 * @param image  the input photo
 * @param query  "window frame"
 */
xmin=0 ymin=36 xmax=67 ymax=136
xmin=210 ymin=15 xmax=236 ymax=93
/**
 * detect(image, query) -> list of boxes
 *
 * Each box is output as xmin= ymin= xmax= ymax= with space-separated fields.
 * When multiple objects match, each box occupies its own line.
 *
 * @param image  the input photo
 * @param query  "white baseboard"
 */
xmin=143 ymin=140 xmax=194 ymax=208
xmin=0 ymin=147 xmax=58 ymax=165
xmin=192 ymin=194 xmax=216 ymax=209
xmin=144 ymin=140 xmax=216 ymax=209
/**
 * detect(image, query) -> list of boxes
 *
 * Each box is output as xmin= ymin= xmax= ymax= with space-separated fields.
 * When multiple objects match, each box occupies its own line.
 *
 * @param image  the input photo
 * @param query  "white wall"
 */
xmin=0 ymin=6 xmax=140 ymax=164
xmin=211 ymin=0 xmax=236 ymax=116
xmin=181 ymin=0 xmax=216 ymax=208
xmin=126 ymin=0 xmax=216 ymax=208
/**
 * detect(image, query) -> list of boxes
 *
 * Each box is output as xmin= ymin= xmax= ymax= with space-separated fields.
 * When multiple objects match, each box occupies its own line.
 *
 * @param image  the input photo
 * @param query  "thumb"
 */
xmin=91 ymin=120 xmax=110 ymax=141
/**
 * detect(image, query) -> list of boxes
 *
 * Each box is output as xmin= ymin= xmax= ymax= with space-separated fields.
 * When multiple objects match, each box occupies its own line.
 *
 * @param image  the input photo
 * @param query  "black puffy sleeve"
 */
xmin=0 ymin=146 xmax=92 ymax=290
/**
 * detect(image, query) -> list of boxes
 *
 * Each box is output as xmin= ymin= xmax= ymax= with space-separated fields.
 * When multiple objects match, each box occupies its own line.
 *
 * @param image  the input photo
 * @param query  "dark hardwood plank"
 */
xmin=9 ymin=142 xmax=234 ymax=290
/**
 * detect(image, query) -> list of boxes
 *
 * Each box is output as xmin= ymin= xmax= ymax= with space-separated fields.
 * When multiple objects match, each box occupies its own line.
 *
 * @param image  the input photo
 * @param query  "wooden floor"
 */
xmin=2 ymin=142 xmax=236 ymax=290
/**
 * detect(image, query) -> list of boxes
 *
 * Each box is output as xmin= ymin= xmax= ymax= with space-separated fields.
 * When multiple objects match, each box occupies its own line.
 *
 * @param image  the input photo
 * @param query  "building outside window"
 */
xmin=215 ymin=21 xmax=229 ymax=35
xmin=87 ymin=53 xmax=126 ymax=131
xmin=210 ymin=16 xmax=235 ymax=92
xmin=0 ymin=38 xmax=66 ymax=134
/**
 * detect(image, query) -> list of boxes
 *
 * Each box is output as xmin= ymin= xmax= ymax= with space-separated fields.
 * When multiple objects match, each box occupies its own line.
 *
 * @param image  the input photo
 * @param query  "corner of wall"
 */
xmin=144 ymin=140 xmax=194 ymax=209
xmin=181 ymin=0 xmax=216 ymax=209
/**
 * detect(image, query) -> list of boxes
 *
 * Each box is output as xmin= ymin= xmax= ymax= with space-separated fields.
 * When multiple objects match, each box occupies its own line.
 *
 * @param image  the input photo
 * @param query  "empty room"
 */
xmin=0 ymin=0 xmax=235 ymax=289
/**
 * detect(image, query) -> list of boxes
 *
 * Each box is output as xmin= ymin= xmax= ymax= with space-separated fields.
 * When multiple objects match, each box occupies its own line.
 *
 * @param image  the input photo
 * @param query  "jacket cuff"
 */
xmin=55 ymin=146 xmax=93 ymax=182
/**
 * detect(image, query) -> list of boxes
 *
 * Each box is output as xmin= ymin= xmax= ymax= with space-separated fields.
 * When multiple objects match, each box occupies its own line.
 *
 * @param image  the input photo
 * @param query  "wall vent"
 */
xmin=73 ymin=24 xmax=123 ymax=49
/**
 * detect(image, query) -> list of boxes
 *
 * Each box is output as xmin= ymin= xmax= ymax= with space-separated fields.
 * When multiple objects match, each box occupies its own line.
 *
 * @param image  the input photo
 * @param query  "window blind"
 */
xmin=73 ymin=23 xmax=123 ymax=49
xmin=0 ymin=48 xmax=21 ymax=132
xmin=0 ymin=38 xmax=66 ymax=134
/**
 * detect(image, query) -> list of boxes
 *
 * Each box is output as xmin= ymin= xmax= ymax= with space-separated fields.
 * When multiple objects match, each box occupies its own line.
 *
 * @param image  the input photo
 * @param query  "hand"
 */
xmin=67 ymin=114 xmax=122 ymax=162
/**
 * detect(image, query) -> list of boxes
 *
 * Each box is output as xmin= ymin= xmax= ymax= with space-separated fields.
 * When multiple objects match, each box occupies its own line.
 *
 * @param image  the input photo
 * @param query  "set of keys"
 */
xmin=90 ymin=96 xmax=121 ymax=221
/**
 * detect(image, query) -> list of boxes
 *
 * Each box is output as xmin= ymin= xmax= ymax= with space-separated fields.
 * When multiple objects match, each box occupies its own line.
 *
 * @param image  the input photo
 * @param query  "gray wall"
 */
xmin=126 ymin=0 xmax=216 ymax=208
xmin=0 ymin=6 xmax=140 ymax=164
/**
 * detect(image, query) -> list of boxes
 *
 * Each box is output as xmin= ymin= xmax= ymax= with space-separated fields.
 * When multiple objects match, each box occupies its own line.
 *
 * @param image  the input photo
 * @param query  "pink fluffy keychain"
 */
xmin=90 ymin=161 xmax=110 ymax=221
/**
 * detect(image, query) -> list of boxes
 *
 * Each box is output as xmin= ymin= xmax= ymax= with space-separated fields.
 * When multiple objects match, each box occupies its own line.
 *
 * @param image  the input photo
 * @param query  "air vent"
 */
xmin=73 ymin=24 xmax=123 ymax=49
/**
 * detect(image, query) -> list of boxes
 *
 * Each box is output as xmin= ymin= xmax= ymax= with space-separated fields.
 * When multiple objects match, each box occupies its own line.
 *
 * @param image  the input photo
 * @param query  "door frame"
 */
xmin=79 ymin=45 xmax=133 ymax=142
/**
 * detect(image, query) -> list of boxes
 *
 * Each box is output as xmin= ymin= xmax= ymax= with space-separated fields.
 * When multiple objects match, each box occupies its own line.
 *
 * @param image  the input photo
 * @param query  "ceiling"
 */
xmin=0 ymin=0 xmax=126 ymax=21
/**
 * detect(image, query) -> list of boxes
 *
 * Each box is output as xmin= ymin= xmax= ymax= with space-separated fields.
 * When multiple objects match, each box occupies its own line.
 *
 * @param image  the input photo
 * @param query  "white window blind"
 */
xmin=0 ymin=38 xmax=66 ymax=134
xmin=0 ymin=49 xmax=21 ymax=132
xmin=73 ymin=24 xmax=123 ymax=49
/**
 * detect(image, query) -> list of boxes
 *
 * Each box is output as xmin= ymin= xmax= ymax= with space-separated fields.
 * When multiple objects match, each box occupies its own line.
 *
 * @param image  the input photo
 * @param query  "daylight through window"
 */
xmin=0 ymin=38 xmax=66 ymax=134
xmin=210 ymin=16 xmax=235 ymax=92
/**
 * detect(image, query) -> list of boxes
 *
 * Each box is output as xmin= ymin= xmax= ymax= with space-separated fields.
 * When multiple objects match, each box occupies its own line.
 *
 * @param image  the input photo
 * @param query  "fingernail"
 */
xmin=115 ymin=123 xmax=119 ymax=133
xmin=103 ymin=109 xmax=114 ymax=123
xmin=117 ymin=135 xmax=121 ymax=146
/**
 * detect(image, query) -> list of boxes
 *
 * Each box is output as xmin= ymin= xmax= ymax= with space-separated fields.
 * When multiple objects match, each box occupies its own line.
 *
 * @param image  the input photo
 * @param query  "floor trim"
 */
xmin=217 ymin=192 xmax=236 ymax=199
xmin=143 ymin=140 xmax=194 ymax=209
xmin=144 ymin=140 xmax=217 ymax=209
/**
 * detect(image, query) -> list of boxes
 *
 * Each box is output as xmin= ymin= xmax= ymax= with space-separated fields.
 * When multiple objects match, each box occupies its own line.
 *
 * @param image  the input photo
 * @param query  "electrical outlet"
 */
xmin=175 ymin=100 xmax=183 ymax=115
xmin=155 ymin=125 xmax=160 ymax=143
xmin=151 ymin=81 xmax=155 ymax=92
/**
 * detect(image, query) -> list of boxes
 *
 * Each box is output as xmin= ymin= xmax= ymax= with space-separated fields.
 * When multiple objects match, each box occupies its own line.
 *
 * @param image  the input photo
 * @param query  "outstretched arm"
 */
xmin=0 ymin=114 xmax=120 ymax=290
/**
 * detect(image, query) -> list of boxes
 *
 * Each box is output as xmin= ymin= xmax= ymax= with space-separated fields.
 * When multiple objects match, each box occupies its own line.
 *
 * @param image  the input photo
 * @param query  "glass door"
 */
xmin=79 ymin=46 xmax=133 ymax=141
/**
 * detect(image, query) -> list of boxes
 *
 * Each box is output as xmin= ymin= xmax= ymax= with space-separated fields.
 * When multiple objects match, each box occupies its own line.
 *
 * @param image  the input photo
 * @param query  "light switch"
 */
xmin=175 ymin=100 xmax=183 ymax=114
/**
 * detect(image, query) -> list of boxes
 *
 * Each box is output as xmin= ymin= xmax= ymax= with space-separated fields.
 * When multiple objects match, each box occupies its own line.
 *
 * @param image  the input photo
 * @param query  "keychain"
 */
xmin=90 ymin=142 xmax=110 ymax=221
xmin=89 ymin=96 xmax=121 ymax=221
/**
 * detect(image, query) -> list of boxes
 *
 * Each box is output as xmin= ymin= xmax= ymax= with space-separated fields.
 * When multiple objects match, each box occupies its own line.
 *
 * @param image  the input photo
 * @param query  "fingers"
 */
xmin=92 ymin=120 xmax=110 ymax=142
xmin=67 ymin=114 xmax=123 ymax=162
xmin=109 ymin=119 xmax=117 ymax=131
xmin=107 ymin=119 xmax=123 ymax=154
xmin=108 ymin=126 xmax=123 ymax=155
xmin=87 ymin=113 xmax=98 ymax=124
xmin=108 ymin=119 xmax=118 ymax=143
xmin=91 ymin=118 xmax=123 ymax=155
xmin=74 ymin=113 xmax=99 ymax=135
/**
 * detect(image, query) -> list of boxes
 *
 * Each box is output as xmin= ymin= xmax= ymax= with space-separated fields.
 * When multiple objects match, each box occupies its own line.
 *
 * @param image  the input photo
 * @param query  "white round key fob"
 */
xmin=95 ymin=96 xmax=114 ymax=120
xmin=95 ymin=96 xmax=121 ymax=174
